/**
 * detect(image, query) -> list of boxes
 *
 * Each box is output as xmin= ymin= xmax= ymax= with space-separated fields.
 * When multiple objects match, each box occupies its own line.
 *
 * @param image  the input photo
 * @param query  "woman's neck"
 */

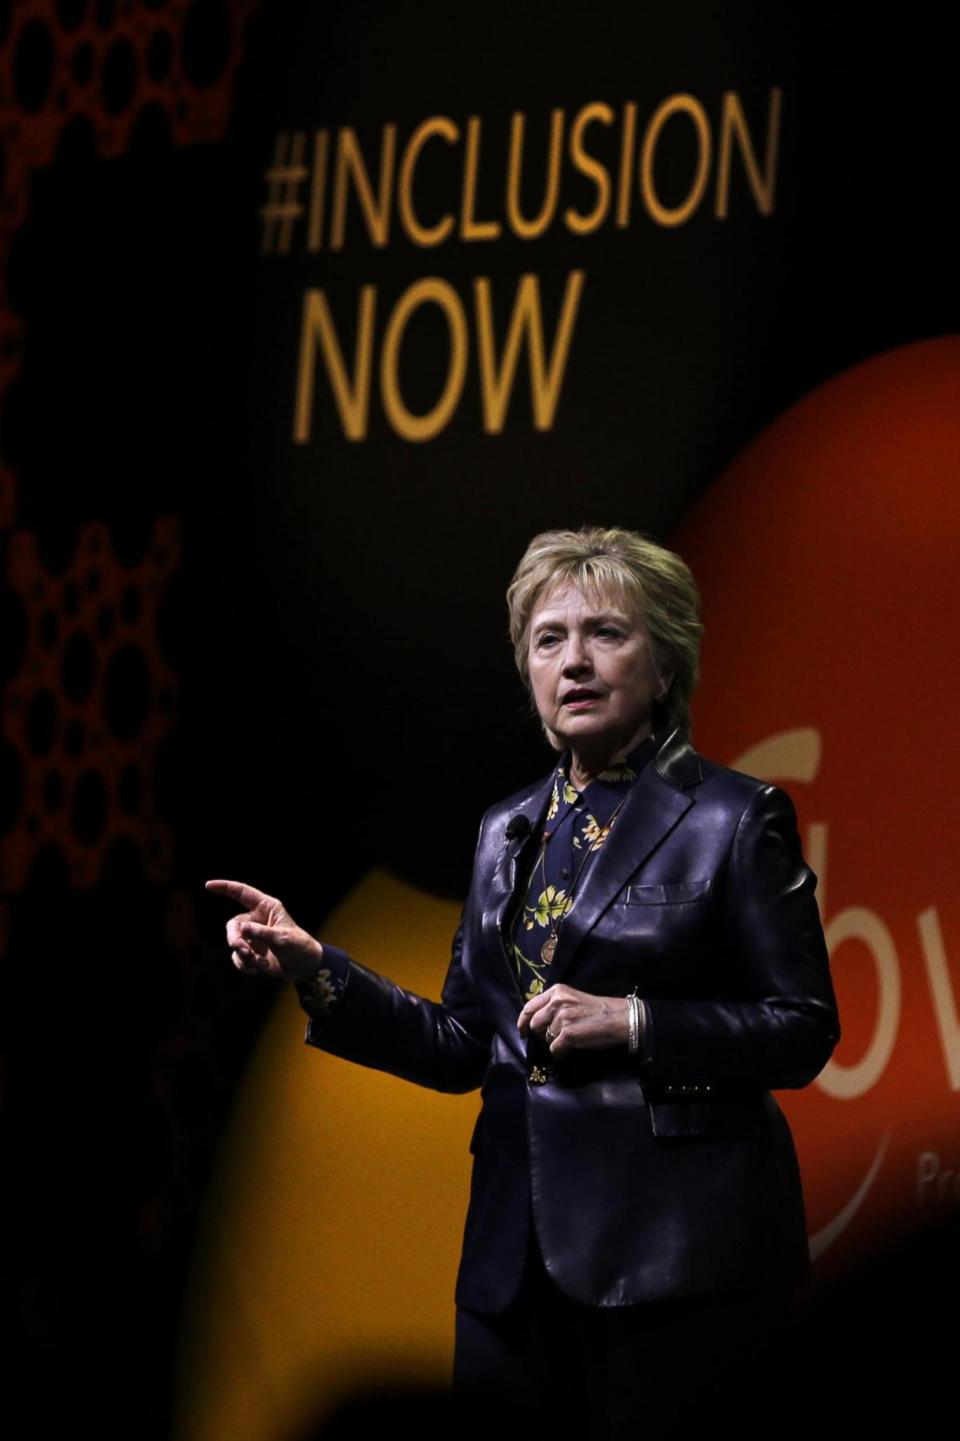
xmin=568 ymin=721 xmax=654 ymax=791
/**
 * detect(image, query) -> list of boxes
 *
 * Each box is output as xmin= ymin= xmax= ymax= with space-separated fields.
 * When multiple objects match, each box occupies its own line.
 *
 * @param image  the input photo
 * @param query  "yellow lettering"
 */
xmin=397 ymin=116 xmax=459 ymax=247
xmin=615 ymin=101 xmax=637 ymax=228
xmin=307 ymin=128 xmax=329 ymax=252
xmin=293 ymin=286 xmax=377 ymax=443
xmin=330 ymin=123 xmax=397 ymax=250
xmin=715 ymin=87 xmax=781 ymax=218
xmin=380 ymin=278 xmax=468 ymax=442
xmin=565 ymin=103 xmax=614 ymax=236
xmin=461 ymin=117 xmax=502 ymax=242
xmin=640 ymin=94 xmax=711 ymax=228
xmin=474 ymin=270 xmax=585 ymax=433
xmin=506 ymin=108 xmax=565 ymax=241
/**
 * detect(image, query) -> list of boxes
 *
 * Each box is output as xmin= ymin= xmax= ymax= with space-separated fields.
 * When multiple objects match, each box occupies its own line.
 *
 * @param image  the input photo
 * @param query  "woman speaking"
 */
xmin=207 ymin=526 xmax=839 ymax=1436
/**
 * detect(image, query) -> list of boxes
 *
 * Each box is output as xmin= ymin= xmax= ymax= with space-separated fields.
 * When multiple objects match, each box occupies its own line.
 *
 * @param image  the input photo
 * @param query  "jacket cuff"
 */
xmin=638 ymin=997 xmax=650 ymax=1060
xmin=296 ymin=943 xmax=351 ymax=1043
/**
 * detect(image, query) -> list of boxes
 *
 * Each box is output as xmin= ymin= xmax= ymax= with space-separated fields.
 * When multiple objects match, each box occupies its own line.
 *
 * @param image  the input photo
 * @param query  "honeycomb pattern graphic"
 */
xmin=2 ymin=518 xmax=180 ymax=888
xmin=0 ymin=0 xmax=260 ymax=527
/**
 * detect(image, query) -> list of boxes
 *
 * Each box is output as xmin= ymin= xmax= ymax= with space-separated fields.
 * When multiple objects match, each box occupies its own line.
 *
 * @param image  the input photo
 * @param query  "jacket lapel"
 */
xmin=547 ymin=729 xmax=703 ymax=986
xmin=481 ymin=772 xmax=555 ymax=1002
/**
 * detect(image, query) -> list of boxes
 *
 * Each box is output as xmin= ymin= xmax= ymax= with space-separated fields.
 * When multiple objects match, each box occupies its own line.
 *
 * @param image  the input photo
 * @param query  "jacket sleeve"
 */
xmin=640 ymin=782 xmax=841 ymax=1092
xmin=295 ymin=819 xmax=495 ymax=1095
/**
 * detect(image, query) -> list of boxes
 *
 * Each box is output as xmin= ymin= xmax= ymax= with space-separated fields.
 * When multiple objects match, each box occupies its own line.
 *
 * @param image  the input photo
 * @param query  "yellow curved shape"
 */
xmin=177 ymin=869 xmax=479 ymax=1441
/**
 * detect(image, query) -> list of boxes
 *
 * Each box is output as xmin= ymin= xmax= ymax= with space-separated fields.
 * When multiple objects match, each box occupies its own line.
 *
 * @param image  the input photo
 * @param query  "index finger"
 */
xmin=517 ymin=989 xmax=552 ymax=1031
xmin=205 ymin=878 xmax=271 ymax=910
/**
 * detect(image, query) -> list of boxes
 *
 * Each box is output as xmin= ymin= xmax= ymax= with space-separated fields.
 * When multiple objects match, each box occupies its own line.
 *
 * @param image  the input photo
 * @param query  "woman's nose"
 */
xmin=561 ymin=635 xmax=592 ymax=674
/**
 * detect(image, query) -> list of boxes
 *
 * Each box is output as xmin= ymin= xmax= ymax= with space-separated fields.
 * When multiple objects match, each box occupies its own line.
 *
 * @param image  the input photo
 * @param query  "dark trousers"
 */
xmin=454 ymin=1223 xmax=796 ymax=1441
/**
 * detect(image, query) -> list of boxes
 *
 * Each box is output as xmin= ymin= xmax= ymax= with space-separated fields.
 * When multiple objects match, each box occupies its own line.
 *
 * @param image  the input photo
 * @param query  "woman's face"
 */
xmin=526 ymin=580 xmax=662 ymax=759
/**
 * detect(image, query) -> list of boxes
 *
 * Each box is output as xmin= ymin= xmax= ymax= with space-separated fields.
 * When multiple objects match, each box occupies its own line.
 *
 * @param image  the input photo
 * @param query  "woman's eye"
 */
xmin=596 ymin=626 xmax=621 ymax=639
xmin=535 ymin=633 xmax=560 ymax=648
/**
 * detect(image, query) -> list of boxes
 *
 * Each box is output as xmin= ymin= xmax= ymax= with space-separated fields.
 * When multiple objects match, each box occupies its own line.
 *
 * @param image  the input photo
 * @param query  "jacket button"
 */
xmin=529 ymin=1065 xmax=550 ymax=1085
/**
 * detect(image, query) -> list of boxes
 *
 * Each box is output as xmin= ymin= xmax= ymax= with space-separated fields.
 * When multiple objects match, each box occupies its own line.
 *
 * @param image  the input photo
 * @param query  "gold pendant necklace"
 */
xmin=538 ymin=789 xmax=629 ymax=965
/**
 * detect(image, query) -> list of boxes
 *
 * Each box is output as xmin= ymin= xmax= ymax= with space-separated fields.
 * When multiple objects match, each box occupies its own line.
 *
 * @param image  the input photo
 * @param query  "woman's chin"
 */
xmin=557 ymin=713 xmax=647 ymax=753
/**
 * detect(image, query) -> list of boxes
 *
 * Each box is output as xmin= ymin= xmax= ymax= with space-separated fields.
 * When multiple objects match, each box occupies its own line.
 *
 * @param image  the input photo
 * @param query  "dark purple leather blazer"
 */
xmin=306 ymin=727 xmax=840 ymax=1313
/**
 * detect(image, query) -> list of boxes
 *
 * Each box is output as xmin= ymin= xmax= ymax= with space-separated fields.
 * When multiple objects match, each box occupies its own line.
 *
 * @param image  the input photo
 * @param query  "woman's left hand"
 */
xmin=518 ymin=984 xmax=630 ymax=1055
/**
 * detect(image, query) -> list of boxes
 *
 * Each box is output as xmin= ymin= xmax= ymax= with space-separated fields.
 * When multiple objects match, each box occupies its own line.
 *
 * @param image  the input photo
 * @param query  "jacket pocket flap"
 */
xmin=649 ymin=1101 xmax=766 ymax=1140
xmin=625 ymin=880 xmax=712 ymax=905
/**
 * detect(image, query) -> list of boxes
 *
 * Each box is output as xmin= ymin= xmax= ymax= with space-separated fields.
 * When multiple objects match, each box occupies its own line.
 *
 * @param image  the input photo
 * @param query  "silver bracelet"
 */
xmin=626 ymin=989 xmax=641 ymax=1054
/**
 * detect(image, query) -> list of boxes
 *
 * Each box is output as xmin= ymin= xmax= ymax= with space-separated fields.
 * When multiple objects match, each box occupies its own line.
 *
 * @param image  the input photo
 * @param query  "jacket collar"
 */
xmin=653 ymin=725 xmax=704 ymax=791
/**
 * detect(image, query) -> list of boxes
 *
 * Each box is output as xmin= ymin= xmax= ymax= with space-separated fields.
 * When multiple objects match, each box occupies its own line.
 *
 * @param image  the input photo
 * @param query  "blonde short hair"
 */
xmin=506 ymin=526 xmax=703 ymax=740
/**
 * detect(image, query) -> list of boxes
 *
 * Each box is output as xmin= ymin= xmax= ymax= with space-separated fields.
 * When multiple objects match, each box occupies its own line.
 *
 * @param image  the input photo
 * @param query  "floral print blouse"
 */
xmin=508 ymin=733 xmax=659 ymax=1001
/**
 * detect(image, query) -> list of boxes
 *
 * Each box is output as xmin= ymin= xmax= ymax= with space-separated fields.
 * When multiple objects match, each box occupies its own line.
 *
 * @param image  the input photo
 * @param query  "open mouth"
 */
xmin=562 ymin=688 xmax=602 ymax=706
